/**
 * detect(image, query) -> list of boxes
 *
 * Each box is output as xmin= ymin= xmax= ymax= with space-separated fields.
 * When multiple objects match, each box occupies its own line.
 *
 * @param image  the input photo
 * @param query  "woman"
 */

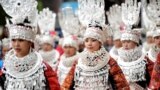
xmin=57 ymin=35 xmax=79 ymax=86
xmin=39 ymin=35 xmax=60 ymax=70
xmin=1 ymin=38 xmax=11 ymax=60
xmin=109 ymin=31 xmax=122 ymax=60
xmin=1 ymin=24 xmax=60 ymax=90
xmin=142 ymin=30 xmax=154 ymax=55
xmin=117 ymin=29 xmax=154 ymax=89
xmin=147 ymin=28 xmax=160 ymax=63
xmin=61 ymin=22 xmax=130 ymax=90
xmin=148 ymin=28 xmax=160 ymax=89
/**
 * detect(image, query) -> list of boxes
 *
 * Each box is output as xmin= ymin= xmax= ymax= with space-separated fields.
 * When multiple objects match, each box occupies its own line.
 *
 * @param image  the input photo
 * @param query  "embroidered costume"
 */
xmin=38 ymin=8 xmax=60 ymax=70
xmin=0 ymin=0 xmax=60 ymax=90
xmin=117 ymin=47 xmax=153 ymax=89
xmin=57 ymin=8 xmax=80 ymax=86
xmin=39 ymin=49 xmax=60 ymax=70
xmin=61 ymin=46 xmax=130 ymax=90
xmin=57 ymin=53 xmax=78 ymax=85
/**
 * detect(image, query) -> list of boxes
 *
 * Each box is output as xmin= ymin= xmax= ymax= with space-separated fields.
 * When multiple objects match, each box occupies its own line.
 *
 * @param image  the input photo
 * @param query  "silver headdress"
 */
xmin=59 ymin=7 xmax=81 ymax=37
xmin=78 ymin=0 xmax=105 ymax=27
xmin=121 ymin=0 xmax=141 ymax=28
xmin=106 ymin=4 xmax=123 ymax=40
xmin=141 ymin=0 xmax=156 ymax=37
xmin=59 ymin=7 xmax=81 ymax=49
xmin=0 ymin=0 xmax=38 ymax=25
xmin=0 ymin=0 xmax=38 ymax=42
xmin=145 ymin=0 xmax=160 ymax=26
xmin=120 ymin=0 xmax=142 ymax=44
xmin=78 ymin=0 xmax=108 ymax=44
xmin=106 ymin=4 xmax=122 ymax=30
xmin=38 ymin=8 xmax=56 ymax=34
xmin=142 ymin=0 xmax=160 ymax=37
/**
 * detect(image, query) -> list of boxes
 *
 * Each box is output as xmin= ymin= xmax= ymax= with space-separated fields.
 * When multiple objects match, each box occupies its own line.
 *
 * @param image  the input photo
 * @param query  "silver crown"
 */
xmin=106 ymin=4 xmax=122 ymax=29
xmin=146 ymin=0 xmax=160 ymax=26
xmin=8 ymin=25 xmax=37 ymax=43
xmin=38 ymin=8 xmax=56 ymax=34
xmin=59 ymin=7 xmax=81 ymax=37
xmin=0 ymin=0 xmax=38 ymax=25
xmin=78 ymin=0 xmax=105 ymax=26
xmin=141 ymin=0 xmax=156 ymax=32
xmin=106 ymin=4 xmax=123 ymax=37
xmin=121 ymin=0 xmax=141 ymax=28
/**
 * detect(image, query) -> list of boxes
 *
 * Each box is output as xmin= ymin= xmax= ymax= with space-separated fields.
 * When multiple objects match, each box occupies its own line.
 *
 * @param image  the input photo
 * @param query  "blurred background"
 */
xmin=0 ymin=0 xmax=126 ymax=26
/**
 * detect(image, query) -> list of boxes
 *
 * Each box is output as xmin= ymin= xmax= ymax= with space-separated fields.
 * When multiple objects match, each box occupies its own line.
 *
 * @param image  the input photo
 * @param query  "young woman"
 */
xmin=148 ymin=29 xmax=160 ymax=89
xmin=57 ymin=35 xmax=79 ymax=86
xmin=61 ymin=23 xmax=130 ymax=90
xmin=147 ymin=29 xmax=160 ymax=63
xmin=142 ymin=31 xmax=154 ymax=55
xmin=1 ymin=24 xmax=60 ymax=90
xmin=109 ymin=32 xmax=122 ymax=60
xmin=39 ymin=35 xmax=60 ymax=70
xmin=1 ymin=38 xmax=11 ymax=60
xmin=117 ymin=29 xmax=154 ymax=89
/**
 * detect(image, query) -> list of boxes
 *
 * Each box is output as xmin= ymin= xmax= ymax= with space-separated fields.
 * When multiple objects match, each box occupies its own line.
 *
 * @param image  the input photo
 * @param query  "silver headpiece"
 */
xmin=8 ymin=24 xmax=37 ymax=43
xmin=106 ymin=4 xmax=122 ymax=30
xmin=121 ymin=28 xmax=142 ymax=44
xmin=59 ymin=7 xmax=81 ymax=37
xmin=38 ymin=8 xmax=56 ymax=34
xmin=0 ymin=0 xmax=38 ymax=25
xmin=0 ymin=0 xmax=38 ymax=42
xmin=121 ymin=0 xmax=141 ymax=28
xmin=106 ymin=4 xmax=123 ymax=39
xmin=78 ymin=0 xmax=105 ymax=27
xmin=146 ymin=0 xmax=160 ymax=26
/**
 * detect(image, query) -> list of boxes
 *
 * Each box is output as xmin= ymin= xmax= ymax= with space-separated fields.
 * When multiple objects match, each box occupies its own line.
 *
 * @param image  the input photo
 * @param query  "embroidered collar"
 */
xmin=109 ymin=46 xmax=119 ymax=60
xmin=4 ymin=49 xmax=43 ymax=78
xmin=142 ymin=42 xmax=154 ymax=54
xmin=57 ymin=54 xmax=78 ymax=85
xmin=39 ymin=49 xmax=59 ymax=63
xmin=78 ymin=46 xmax=110 ymax=71
xmin=4 ymin=49 xmax=46 ymax=90
xmin=117 ymin=55 xmax=146 ymax=82
xmin=148 ymin=45 xmax=160 ymax=62
xmin=118 ymin=47 xmax=142 ymax=62
xmin=60 ymin=53 xmax=78 ymax=67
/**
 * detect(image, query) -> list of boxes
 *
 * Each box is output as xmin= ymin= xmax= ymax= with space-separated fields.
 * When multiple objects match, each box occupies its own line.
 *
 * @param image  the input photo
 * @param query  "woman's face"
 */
xmin=2 ymin=47 xmax=10 ymax=58
xmin=147 ymin=36 xmax=154 ymax=44
xmin=41 ymin=43 xmax=53 ymax=52
xmin=154 ymin=36 xmax=160 ymax=48
xmin=122 ymin=40 xmax=137 ymax=50
xmin=84 ymin=38 xmax=101 ymax=52
xmin=63 ymin=46 xmax=77 ymax=57
xmin=12 ymin=39 xmax=31 ymax=57
xmin=114 ymin=39 xmax=122 ymax=48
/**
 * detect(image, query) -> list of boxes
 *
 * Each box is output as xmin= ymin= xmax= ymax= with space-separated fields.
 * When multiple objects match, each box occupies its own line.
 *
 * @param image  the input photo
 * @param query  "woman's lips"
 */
xmin=15 ymin=48 xmax=21 ymax=52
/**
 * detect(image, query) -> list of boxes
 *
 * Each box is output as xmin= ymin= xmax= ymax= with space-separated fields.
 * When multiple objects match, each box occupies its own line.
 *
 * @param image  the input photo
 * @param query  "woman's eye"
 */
xmin=85 ymin=39 xmax=89 ymax=42
xmin=12 ymin=39 xmax=16 ymax=42
xmin=91 ymin=39 xmax=97 ymax=42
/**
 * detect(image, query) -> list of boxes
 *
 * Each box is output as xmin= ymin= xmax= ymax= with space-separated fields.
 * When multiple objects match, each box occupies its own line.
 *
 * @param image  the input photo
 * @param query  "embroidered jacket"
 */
xmin=149 ymin=52 xmax=160 ymax=90
xmin=61 ymin=58 xmax=130 ymax=90
xmin=0 ymin=62 xmax=60 ymax=90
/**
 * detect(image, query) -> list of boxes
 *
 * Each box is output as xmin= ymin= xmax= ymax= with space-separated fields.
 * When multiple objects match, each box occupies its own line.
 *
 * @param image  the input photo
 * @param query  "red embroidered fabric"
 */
xmin=44 ymin=62 xmax=60 ymax=90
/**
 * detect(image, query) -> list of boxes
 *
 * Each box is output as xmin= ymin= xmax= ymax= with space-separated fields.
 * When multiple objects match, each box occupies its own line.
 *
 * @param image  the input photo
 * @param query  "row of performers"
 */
xmin=0 ymin=23 xmax=160 ymax=90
